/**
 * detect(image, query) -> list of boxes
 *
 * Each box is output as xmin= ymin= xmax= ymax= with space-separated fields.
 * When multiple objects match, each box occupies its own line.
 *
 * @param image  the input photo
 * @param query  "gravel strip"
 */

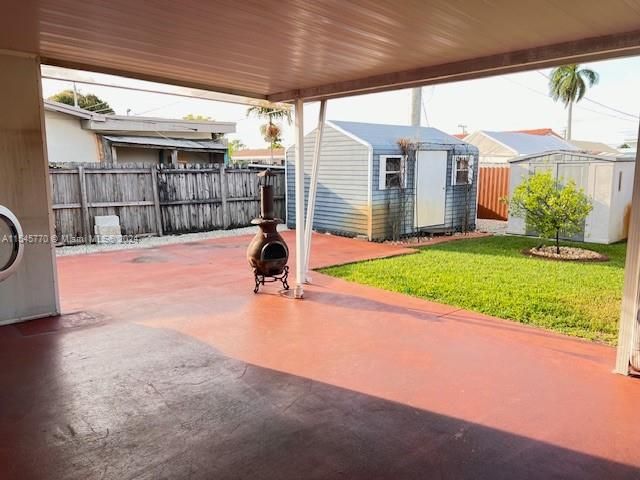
xmin=55 ymin=226 xmax=285 ymax=257
xmin=476 ymin=219 xmax=507 ymax=235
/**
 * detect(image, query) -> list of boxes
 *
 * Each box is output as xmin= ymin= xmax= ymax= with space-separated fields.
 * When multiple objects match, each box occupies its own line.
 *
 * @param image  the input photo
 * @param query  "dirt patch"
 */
xmin=129 ymin=255 xmax=169 ymax=264
xmin=384 ymin=231 xmax=492 ymax=247
xmin=523 ymin=246 xmax=609 ymax=262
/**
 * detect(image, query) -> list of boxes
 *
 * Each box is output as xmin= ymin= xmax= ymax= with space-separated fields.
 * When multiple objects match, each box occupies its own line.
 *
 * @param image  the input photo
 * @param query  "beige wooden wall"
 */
xmin=0 ymin=52 xmax=59 ymax=324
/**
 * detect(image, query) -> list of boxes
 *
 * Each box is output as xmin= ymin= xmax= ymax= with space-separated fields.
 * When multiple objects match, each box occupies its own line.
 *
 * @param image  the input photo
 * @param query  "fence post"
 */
xmin=77 ymin=166 xmax=91 ymax=245
xmin=220 ymin=165 xmax=230 ymax=229
xmin=150 ymin=166 xmax=164 ymax=236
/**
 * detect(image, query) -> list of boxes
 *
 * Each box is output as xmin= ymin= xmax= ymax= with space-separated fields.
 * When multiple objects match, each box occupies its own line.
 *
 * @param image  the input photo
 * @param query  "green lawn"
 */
xmin=320 ymin=236 xmax=627 ymax=344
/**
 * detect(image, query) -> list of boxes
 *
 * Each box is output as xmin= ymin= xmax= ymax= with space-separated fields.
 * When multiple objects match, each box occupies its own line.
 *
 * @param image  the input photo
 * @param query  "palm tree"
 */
xmin=247 ymin=104 xmax=292 ymax=162
xmin=246 ymin=105 xmax=292 ymax=125
xmin=227 ymin=139 xmax=245 ymax=162
xmin=549 ymin=64 xmax=599 ymax=140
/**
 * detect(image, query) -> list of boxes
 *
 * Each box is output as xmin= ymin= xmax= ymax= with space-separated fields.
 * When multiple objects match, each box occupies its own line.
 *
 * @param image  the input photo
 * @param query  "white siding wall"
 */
xmin=584 ymin=163 xmax=613 ymax=243
xmin=286 ymin=125 xmax=370 ymax=237
xmin=609 ymin=162 xmax=634 ymax=243
xmin=45 ymin=110 xmax=101 ymax=163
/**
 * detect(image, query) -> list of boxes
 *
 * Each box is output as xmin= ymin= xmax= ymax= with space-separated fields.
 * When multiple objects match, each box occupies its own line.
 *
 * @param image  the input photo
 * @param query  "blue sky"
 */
xmin=41 ymin=56 xmax=640 ymax=149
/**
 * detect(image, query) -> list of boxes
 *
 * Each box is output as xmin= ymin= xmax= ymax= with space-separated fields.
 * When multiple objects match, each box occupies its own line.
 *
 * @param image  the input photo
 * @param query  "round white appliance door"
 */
xmin=0 ymin=206 xmax=24 ymax=283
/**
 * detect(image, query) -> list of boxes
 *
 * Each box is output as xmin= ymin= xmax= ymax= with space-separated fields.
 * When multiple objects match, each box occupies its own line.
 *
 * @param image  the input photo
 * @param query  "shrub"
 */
xmin=507 ymin=171 xmax=592 ymax=254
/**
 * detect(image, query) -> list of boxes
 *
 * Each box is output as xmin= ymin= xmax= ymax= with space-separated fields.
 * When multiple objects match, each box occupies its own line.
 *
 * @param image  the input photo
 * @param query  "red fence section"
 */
xmin=477 ymin=166 xmax=510 ymax=220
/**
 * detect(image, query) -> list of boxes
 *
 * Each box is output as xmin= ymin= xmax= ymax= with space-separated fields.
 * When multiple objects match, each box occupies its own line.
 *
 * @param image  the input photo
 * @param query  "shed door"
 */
xmin=558 ymin=163 xmax=588 ymax=242
xmin=415 ymin=150 xmax=447 ymax=227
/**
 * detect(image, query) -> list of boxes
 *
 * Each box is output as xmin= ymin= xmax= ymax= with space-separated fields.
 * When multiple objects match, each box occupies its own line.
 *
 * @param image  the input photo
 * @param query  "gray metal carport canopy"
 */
xmin=3 ymin=0 xmax=640 ymax=374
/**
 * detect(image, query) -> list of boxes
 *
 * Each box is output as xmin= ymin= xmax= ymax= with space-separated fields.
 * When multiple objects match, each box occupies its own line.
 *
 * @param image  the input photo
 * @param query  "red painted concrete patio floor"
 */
xmin=1 ymin=231 xmax=639 ymax=479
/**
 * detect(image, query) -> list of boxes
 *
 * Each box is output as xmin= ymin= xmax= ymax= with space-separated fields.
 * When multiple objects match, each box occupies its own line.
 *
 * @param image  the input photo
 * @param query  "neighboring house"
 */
xmin=507 ymin=151 xmax=634 ymax=244
xmin=465 ymin=130 xmax=578 ymax=220
xmin=570 ymin=140 xmax=621 ymax=157
xmin=618 ymin=137 xmax=637 ymax=159
xmin=622 ymin=137 xmax=638 ymax=151
xmin=285 ymin=120 xmax=478 ymax=241
xmin=464 ymin=130 xmax=578 ymax=165
xmin=512 ymin=128 xmax=563 ymax=138
xmin=44 ymin=100 xmax=235 ymax=165
xmin=454 ymin=128 xmax=562 ymax=142
xmin=233 ymin=148 xmax=285 ymax=166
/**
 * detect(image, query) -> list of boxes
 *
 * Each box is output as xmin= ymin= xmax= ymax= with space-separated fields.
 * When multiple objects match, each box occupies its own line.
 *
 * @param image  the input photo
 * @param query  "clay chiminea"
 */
xmin=247 ymin=169 xmax=289 ymax=293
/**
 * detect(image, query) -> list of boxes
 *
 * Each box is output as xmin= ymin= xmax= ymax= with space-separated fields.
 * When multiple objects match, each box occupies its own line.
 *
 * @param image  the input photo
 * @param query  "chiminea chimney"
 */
xmin=259 ymin=170 xmax=275 ymax=220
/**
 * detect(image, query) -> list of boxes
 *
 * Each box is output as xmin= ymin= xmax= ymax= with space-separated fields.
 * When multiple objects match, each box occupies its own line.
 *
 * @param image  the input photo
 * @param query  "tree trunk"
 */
xmin=556 ymin=230 xmax=561 ymax=255
xmin=566 ymin=102 xmax=573 ymax=141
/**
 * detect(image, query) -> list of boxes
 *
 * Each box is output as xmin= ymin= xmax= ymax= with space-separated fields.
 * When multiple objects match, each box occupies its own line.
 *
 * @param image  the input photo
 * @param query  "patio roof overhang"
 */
xmin=3 ymin=0 xmax=640 ymax=103
xmin=2 ymin=0 xmax=640 ymax=375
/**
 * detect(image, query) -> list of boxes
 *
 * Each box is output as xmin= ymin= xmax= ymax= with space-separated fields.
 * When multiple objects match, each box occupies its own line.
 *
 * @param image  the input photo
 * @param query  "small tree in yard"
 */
xmin=508 ymin=171 xmax=592 ymax=254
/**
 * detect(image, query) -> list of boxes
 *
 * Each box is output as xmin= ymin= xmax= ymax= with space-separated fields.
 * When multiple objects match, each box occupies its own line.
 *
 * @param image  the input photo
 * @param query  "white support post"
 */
xmin=294 ymin=98 xmax=305 ymax=298
xmin=303 ymin=100 xmax=327 ymax=283
xmin=616 ymin=119 xmax=640 ymax=375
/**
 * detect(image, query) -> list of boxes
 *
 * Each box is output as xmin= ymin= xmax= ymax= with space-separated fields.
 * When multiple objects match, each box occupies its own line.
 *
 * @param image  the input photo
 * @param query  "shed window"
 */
xmin=452 ymin=155 xmax=472 ymax=185
xmin=379 ymin=155 xmax=406 ymax=190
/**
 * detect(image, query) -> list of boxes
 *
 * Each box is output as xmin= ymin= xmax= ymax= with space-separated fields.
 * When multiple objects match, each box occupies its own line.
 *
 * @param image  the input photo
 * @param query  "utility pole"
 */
xmin=458 ymin=124 xmax=468 ymax=136
xmin=72 ymin=82 xmax=79 ymax=107
xmin=410 ymin=88 xmax=421 ymax=127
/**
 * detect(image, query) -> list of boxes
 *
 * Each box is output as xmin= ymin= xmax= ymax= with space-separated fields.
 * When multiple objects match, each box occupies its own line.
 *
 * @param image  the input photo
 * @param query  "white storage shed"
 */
xmin=507 ymin=151 xmax=634 ymax=244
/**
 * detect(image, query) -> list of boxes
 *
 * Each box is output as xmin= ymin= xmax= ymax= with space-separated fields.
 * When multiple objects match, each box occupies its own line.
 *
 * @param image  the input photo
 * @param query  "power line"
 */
xmin=134 ymin=100 xmax=184 ymax=116
xmin=502 ymin=76 xmax=637 ymax=123
xmin=536 ymin=70 xmax=639 ymax=120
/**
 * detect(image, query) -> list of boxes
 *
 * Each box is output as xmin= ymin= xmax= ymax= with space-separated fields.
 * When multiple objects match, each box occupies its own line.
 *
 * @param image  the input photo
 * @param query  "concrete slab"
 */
xmin=0 ymin=231 xmax=639 ymax=479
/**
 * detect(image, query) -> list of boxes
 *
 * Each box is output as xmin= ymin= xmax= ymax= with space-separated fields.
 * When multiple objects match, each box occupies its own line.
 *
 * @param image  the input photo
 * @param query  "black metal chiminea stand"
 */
xmin=246 ymin=169 xmax=290 ymax=293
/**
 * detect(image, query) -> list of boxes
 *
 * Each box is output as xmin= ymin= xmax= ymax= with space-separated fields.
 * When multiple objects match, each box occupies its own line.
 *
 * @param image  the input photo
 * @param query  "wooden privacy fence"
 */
xmin=49 ymin=163 xmax=285 ymax=245
xmin=477 ymin=166 xmax=510 ymax=221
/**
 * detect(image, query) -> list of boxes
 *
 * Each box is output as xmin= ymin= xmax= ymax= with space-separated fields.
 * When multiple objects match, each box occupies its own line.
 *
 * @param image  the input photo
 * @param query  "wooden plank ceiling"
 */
xmin=2 ymin=0 xmax=640 ymax=102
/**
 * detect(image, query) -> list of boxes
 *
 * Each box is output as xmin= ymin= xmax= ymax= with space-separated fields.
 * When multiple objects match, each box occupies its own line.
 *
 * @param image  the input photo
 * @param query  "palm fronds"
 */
xmin=549 ymin=64 xmax=599 ymax=106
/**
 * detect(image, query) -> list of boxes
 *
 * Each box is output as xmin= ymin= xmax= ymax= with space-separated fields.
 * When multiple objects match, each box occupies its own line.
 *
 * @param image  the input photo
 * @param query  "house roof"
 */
xmin=570 ymin=140 xmax=621 ymax=156
xmin=482 ymin=131 xmax=578 ymax=155
xmin=511 ymin=128 xmax=562 ymax=137
xmin=103 ymin=135 xmax=227 ymax=151
xmin=44 ymin=99 xmax=235 ymax=135
xmin=234 ymin=148 xmax=285 ymax=159
xmin=44 ymin=99 xmax=96 ymax=119
xmin=329 ymin=120 xmax=469 ymax=149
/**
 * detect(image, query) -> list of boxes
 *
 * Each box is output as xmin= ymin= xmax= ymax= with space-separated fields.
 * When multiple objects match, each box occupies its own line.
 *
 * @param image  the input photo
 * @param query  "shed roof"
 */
xmin=483 ymin=131 xmax=578 ymax=155
xmin=509 ymin=150 xmax=631 ymax=164
xmin=103 ymin=135 xmax=226 ymax=151
xmin=330 ymin=121 xmax=470 ymax=150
